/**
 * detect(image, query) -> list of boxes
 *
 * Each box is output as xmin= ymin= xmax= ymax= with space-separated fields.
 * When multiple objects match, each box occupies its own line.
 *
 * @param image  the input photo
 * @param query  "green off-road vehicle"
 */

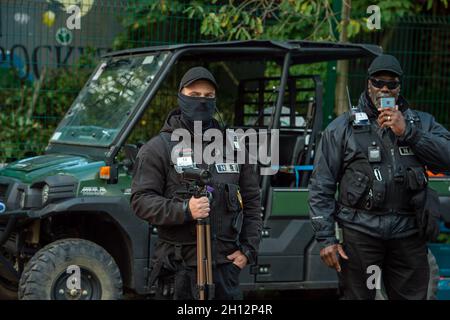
xmin=0 ymin=41 xmax=448 ymax=300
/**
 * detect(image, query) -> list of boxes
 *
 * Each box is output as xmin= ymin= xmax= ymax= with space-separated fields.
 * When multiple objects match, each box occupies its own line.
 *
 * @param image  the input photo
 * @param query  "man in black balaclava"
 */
xmin=309 ymin=54 xmax=450 ymax=299
xmin=131 ymin=67 xmax=262 ymax=300
xmin=177 ymin=66 xmax=217 ymax=131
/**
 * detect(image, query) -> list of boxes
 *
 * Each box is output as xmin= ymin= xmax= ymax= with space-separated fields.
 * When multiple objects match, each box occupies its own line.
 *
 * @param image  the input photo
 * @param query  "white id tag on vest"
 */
xmin=176 ymin=156 xmax=193 ymax=167
xmin=355 ymin=112 xmax=368 ymax=122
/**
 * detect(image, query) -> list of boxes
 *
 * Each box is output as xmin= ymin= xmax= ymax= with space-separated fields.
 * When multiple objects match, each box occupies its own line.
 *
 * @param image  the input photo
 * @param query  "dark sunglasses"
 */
xmin=369 ymin=77 xmax=400 ymax=90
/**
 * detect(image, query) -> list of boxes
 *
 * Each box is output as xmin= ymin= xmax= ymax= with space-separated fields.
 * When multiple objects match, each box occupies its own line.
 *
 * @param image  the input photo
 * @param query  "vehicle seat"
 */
xmin=272 ymin=132 xmax=306 ymax=187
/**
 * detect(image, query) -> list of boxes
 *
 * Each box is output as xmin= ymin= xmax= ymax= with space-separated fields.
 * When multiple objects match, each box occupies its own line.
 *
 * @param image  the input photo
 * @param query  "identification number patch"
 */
xmin=215 ymin=163 xmax=239 ymax=174
xmin=399 ymin=146 xmax=415 ymax=156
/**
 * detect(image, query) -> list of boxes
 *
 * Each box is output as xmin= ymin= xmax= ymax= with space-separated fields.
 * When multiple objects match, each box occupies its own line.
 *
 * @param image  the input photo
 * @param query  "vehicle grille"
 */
xmin=0 ymin=183 xmax=8 ymax=202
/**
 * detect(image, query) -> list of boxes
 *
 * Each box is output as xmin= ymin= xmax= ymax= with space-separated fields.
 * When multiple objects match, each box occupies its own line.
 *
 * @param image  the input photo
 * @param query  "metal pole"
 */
xmin=261 ymin=52 xmax=292 ymax=213
xmin=205 ymin=219 xmax=214 ymax=299
xmin=196 ymin=221 xmax=206 ymax=300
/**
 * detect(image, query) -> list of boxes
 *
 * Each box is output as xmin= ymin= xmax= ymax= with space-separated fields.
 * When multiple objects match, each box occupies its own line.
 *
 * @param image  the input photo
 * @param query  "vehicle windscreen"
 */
xmin=50 ymin=52 xmax=168 ymax=147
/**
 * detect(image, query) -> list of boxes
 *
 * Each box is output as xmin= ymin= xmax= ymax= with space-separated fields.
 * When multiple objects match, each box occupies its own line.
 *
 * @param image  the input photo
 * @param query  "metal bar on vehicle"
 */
xmin=104 ymin=46 xmax=286 ymax=59
xmin=260 ymin=52 xmax=292 ymax=222
xmin=299 ymin=75 xmax=323 ymax=187
xmin=272 ymin=52 xmax=292 ymax=130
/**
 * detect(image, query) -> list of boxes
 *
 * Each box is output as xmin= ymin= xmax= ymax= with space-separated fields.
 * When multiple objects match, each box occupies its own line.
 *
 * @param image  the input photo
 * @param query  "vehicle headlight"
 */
xmin=42 ymin=184 xmax=50 ymax=205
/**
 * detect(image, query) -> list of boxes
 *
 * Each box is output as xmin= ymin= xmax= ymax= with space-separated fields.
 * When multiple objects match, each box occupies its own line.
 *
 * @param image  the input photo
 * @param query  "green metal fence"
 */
xmin=348 ymin=15 xmax=450 ymax=129
xmin=0 ymin=0 xmax=204 ymax=162
xmin=0 ymin=1 xmax=449 ymax=162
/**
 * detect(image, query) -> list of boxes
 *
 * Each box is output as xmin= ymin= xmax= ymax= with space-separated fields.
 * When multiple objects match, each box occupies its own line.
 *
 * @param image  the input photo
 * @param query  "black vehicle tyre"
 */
xmin=376 ymin=249 xmax=439 ymax=300
xmin=18 ymin=238 xmax=122 ymax=300
xmin=0 ymin=278 xmax=17 ymax=300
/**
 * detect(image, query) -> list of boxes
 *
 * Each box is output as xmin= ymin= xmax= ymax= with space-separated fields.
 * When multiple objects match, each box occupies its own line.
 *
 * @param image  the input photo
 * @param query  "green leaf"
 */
xmin=243 ymin=12 xmax=250 ymax=25
xmin=183 ymin=7 xmax=194 ymax=18
xmin=235 ymin=27 xmax=242 ymax=40
xmin=241 ymin=27 xmax=251 ymax=40
xmin=256 ymin=17 xmax=263 ymax=34
xmin=220 ymin=14 xmax=229 ymax=28
xmin=200 ymin=17 xmax=209 ymax=34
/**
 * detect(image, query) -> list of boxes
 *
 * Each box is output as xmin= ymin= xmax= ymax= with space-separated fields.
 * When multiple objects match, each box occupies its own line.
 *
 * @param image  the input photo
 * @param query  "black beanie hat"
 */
xmin=179 ymin=66 xmax=217 ymax=92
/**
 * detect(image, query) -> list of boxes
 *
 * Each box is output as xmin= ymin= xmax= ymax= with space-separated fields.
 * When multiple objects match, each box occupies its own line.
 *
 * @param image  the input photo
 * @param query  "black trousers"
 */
xmin=154 ymin=262 xmax=243 ymax=300
xmin=339 ymin=227 xmax=429 ymax=300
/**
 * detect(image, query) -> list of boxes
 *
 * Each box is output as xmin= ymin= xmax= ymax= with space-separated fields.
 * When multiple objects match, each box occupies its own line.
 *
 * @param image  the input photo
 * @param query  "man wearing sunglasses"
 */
xmin=309 ymin=54 xmax=450 ymax=299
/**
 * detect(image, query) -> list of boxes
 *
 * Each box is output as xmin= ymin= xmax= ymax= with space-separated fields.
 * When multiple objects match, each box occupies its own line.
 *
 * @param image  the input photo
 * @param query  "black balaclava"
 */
xmin=178 ymin=94 xmax=216 ymax=122
xmin=177 ymin=67 xmax=217 ymax=131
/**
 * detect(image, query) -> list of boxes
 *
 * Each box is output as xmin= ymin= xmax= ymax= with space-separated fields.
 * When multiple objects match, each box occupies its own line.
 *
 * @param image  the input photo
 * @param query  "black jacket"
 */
xmin=130 ymin=109 xmax=262 ymax=265
xmin=309 ymin=92 xmax=450 ymax=247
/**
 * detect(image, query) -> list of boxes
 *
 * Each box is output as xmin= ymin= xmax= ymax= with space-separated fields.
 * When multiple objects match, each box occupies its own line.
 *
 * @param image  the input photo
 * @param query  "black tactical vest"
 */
xmin=338 ymin=110 xmax=428 ymax=213
xmin=157 ymin=132 xmax=244 ymax=248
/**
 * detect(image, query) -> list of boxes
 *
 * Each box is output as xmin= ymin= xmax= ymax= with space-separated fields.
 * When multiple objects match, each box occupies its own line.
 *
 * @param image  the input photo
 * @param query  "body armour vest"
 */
xmin=156 ymin=131 xmax=244 ymax=247
xmin=338 ymin=110 xmax=428 ymax=213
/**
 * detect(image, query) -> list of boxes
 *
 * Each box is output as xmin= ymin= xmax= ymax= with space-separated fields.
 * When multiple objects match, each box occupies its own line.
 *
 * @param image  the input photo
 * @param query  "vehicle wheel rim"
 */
xmin=51 ymin=267 xmax=101 ymax=300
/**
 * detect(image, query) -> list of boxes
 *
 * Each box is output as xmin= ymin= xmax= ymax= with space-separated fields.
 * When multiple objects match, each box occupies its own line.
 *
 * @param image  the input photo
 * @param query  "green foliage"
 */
xmin=0 ymin=51 xmax=97 ymax=162
xmin=180 ymin=0 xmax=449 ymax=42
xmin=113 ymin=0 xmax=449 ymax=80
xmin=113 ymin=0 xmax=196 ymax=49
xmin=0 ymin=108 xmax=53 ymax=162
